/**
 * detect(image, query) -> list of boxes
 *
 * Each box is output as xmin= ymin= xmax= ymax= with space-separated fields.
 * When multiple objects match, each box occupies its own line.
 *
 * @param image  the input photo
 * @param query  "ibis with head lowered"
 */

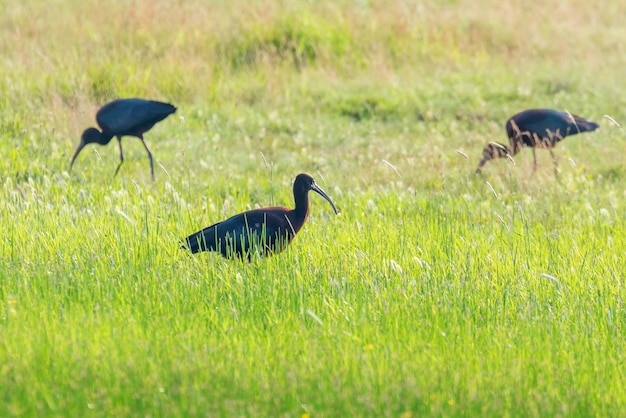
xmin=70 ymin=98 xmax=176 ymax=180
xmin=476 ymin=109 xmax=599 ymax=174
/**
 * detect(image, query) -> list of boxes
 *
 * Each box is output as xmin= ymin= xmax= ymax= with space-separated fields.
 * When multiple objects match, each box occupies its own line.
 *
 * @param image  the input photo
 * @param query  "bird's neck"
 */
xmin=85 ymin=128 xmax=114 ymax=146
xmin=508 ymin=138 xmax=522 ymax=156
xmin=97 ymin=131 xmax=115 ymax=145
xmin=289 ymin=193 xmax=310 ymax=234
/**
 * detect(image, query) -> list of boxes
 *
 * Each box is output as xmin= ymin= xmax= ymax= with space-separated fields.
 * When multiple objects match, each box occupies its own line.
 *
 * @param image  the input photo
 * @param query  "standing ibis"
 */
xmin=70 ymin=98 xmax=176 ymax=180
xmin=182 ymin=173 xmax=339 ymax=259
xmin=476 ymin=109 xmax=599 ymax=174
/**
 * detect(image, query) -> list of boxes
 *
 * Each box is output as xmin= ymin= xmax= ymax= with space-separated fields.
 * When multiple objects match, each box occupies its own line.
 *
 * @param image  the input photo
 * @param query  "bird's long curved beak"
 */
xmin=311 ymin=183 xmax=339 ymax=215
xmin=476 ymin=155 xmax=489 ymax=174
xmin=69 ymin=141 xmax=85 ymax=170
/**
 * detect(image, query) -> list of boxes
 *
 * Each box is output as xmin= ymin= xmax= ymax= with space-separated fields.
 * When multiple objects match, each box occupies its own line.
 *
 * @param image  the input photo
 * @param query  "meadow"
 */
xmin=1 ymin=0 xmax=626 ymax=416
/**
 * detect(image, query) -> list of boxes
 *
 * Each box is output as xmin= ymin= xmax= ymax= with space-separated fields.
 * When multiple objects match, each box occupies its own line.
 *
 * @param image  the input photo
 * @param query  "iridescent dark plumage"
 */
xmin=70 ymin=98 xmax=176 ymax=180
xmin=476 ymin=109 xmax=599 ymax=174
xmin=182 ymin=173 xmax=339 ymax=259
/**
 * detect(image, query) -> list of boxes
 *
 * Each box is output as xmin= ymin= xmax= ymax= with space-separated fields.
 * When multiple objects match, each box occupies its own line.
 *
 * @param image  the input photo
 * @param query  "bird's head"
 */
xmin=70 ymin=128 xmax=103 ymax=170
xmin=295 ymin=173 xmax=339 ymax=215
xmin=476 ymin=142 xmax=512 ymax=173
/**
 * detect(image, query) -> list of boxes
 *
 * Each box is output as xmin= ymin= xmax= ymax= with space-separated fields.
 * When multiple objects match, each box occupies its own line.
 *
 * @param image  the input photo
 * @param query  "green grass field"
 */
xmin=2 ymin=0 xmax=626 ymax=416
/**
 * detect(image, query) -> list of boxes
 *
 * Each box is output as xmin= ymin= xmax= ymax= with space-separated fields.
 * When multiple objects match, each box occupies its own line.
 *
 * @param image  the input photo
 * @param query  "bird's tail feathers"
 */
xmin=565 ymin=111 xmax=599 ymax=133
xmin=572 ymin=115 xmax=600 ymax=133
xmin=181 ymin=229 xmax=213 ymax=254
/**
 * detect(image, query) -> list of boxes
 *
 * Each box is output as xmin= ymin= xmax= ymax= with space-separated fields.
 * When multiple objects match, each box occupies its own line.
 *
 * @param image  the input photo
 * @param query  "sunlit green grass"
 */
xmin=1 ymin=0 xmax=626 ymax=416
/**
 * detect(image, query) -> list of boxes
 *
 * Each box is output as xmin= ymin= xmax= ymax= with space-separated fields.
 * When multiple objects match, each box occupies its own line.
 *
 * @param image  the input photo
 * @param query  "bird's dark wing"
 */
xmin=184 ymin=208 xmax=294 ymax=256
xmin=96 ymin=99 xmax=176 ymax=135
xmin=510 ymin=109 xmax=598 ymax=141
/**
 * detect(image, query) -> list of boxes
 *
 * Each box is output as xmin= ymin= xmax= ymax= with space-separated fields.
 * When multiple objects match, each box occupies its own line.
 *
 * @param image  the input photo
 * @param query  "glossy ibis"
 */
xmin=476 ymin=109 xmax=599 ymax=174
xmin=182 ymin=173 xmax=339 ymax=259
xmin=70 ymin=98 xmax=176 ymax=180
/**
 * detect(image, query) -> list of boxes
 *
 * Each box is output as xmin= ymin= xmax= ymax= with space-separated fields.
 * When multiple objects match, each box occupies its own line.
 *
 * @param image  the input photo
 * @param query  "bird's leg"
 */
xmin=114 ymin=136 xmax=125 ymax=177
xmin=532 ymin=147 xmax=538 ymax=174
xmin=139 ymin=135 xmax=155 ymax=181
xmin=549 ymin=149 xmax=559 ymax=175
